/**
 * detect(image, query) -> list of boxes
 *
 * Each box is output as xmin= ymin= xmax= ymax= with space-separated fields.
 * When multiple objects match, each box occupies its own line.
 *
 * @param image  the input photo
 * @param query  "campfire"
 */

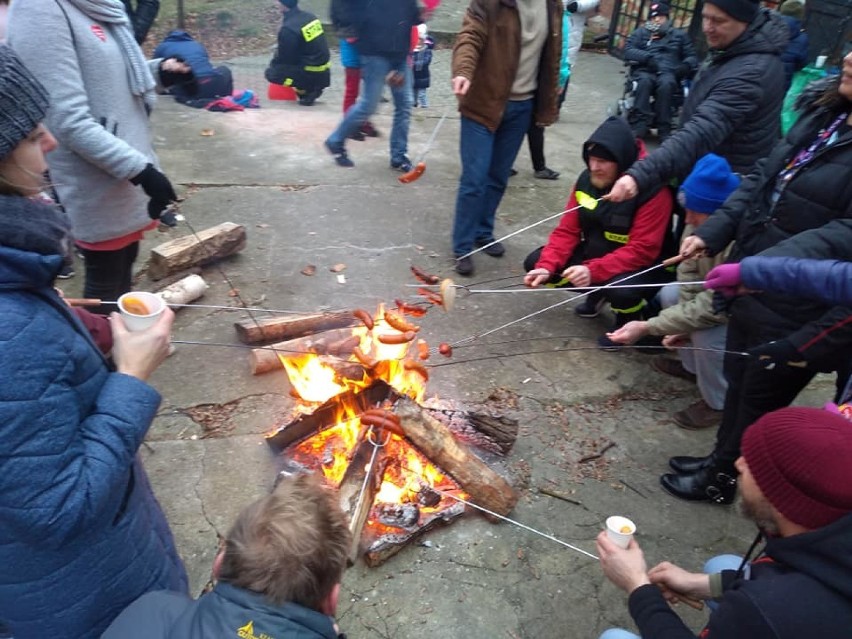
xmin=263 ymin=303 xmax=519 ymax=566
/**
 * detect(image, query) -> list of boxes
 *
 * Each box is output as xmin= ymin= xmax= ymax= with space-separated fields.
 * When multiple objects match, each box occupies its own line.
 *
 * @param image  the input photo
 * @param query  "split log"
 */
xmin=393 ymin=397 xmax=518 ymax=517
xmin=148 ymin=222 xmax=246 ymax=280
xmin=235 ymin=311 xmax=360 ymax=345
xmin=338 ymin=440 xmax=390 ymax=565
xmin=249 ymin=328 xmax=360 ymax=375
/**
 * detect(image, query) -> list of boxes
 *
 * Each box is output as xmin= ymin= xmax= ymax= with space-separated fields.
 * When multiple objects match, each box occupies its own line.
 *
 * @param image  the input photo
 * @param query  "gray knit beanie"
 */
xmin=0 ymin=45 xmax=49 ymax=160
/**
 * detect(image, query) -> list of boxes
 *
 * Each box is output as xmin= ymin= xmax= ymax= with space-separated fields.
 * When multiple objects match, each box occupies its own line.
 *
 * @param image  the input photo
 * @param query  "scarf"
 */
xmin=0 ymin=194 xmax=70 ymax=257
xmin=64 ymin=0 xmax=156 ymax=108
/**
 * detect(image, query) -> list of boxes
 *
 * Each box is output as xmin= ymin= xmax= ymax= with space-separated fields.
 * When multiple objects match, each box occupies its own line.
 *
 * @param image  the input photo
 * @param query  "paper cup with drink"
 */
xmin=605 ymin=515 xmax=636 ymax=549
xmin=117 ymin=291 xmax=165 ymax=331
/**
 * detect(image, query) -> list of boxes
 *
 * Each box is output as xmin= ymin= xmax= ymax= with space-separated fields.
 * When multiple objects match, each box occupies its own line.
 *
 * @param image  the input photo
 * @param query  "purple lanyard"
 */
xmin=778 ymin=112 xmax=849 ymax=186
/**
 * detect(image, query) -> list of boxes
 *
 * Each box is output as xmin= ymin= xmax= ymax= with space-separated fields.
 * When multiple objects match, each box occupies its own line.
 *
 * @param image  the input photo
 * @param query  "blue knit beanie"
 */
xmin=679 ymin=154 xmax=740 ymax=215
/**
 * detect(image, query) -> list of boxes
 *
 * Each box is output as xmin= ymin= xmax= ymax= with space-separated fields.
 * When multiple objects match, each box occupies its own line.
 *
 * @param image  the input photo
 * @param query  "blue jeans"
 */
xmin=326 ymin=54 xmax=412 ymax=165
xmin=452 ymin=99 xmax=533 ymax=256
xmin=598 ymin=554 xmax=743 ymax=638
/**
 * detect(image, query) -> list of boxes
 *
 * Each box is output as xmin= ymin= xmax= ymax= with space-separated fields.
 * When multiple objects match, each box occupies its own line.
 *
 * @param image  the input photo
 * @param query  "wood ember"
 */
xmin=416 ymin=486 xmax=441 ymax=507
xmin=374 ymin=502 xmax=420 ymax=528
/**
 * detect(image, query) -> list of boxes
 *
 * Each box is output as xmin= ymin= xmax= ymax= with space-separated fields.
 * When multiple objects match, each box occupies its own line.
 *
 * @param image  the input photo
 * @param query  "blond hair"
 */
xmin=218 ymin=473 xmax=351 ymax=610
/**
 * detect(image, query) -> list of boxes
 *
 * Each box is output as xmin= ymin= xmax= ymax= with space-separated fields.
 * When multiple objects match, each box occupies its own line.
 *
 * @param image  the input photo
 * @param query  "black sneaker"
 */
xmin=454 ymin=256 xmax=474 ymax=276
xmin=534 ymin=167 xmax=560 ymax=180
xmin=325 ymin=140 xmax=354 ymax=168
xmin=56 ymin=263 xmax=75 ymax=279
xmin=348 ymin=129 xmax=366 ymax=141
xmin=361 ymin=123 xmax=380 ymax=137
xmin=475 ymin=239 xmax=505 ymax=257
xmin=574 ymin=297 xmax=605 ymax=318
xmin=597 ymin=334 xmax=626 ymax=352
xmin=390 ymin=156 xmax=413 ymax=173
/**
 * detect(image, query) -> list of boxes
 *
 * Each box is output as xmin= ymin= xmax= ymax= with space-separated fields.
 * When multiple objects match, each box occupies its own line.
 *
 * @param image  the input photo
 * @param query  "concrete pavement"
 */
xmin=60 ymin=36 xmax=835 ymax=638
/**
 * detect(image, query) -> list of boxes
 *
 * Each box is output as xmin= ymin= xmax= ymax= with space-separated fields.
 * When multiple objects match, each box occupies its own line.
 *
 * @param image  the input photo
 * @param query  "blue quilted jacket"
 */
xmin=0 ymin=198 xmax=187 ymax=638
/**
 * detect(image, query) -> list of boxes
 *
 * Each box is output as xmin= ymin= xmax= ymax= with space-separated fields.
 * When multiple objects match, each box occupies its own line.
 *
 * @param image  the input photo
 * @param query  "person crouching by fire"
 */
xmin=103 ymin=473 xmax=352 ymax=639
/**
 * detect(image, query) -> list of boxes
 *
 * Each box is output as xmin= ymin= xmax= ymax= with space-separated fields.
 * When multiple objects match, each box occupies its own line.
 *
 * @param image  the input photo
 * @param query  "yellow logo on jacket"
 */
xmin=237 ymin=620 xmax=276 ymax=639
xmin=302 ymin=19 xmax=324 ymax=42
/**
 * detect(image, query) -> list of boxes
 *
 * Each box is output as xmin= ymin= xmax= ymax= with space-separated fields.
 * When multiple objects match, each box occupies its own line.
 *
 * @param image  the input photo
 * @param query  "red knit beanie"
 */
xmin=742 ymin=407 xmax=852 ymax=529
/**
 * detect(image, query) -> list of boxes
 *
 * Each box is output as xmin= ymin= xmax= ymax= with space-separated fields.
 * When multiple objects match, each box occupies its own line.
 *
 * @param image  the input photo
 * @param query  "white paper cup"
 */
xmin=118 ymin=291 xmax=165 ymax=332
xmin=605 ymin=516 xmax=636 ymax=549
xmin=815 ymin=55 xmax=827 ymax=69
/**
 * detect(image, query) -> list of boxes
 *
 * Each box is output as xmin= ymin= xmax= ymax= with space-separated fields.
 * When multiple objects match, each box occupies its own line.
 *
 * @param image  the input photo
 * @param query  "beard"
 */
xmin=736 ymin=493 xmax=780 ymax=536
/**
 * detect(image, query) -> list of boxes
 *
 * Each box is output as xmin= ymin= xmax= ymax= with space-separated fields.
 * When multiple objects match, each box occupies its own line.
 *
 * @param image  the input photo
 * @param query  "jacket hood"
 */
xmin=167 ymin=583 xmax=340 ymax=639
xmin=794 ymin=75 xmax=846 ymax=112
xmin=582 ymin=116 xmax=639 ymax=174
xmin=765 ymin=512 xmax=852 ymax=600
xmin=713 ymin=8 xmax=788 ymax=60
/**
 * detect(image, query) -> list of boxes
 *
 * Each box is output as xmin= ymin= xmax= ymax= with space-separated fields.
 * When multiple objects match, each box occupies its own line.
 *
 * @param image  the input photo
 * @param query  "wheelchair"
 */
xmin=613 ymin=61 xmax=691 ymax=138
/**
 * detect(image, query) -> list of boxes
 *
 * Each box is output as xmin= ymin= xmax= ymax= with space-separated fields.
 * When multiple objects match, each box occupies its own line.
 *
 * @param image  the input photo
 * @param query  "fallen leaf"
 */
xmin=329 ymin=263 xmax=346 ymax=273
xmin=228 ymin=288 xmax=239 ymax=297
xmin=300 ymin=264 xmax=316 ymax=276
xmin=200 ymin=129 xmax=215 ymax=137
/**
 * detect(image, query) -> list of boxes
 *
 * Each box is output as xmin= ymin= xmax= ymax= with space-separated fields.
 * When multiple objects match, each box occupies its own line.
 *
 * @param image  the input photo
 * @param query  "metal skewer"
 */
xmin=408 ymin=280 xmax=708 ymax=294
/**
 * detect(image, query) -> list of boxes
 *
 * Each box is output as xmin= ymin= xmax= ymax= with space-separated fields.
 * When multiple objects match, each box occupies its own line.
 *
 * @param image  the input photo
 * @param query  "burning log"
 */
xmin=393 ymin=397 xmax=518 ymax=517
xmin=265 ymin=381 xmax=394 ymax=451
xmin=148 ymin=222 xmax=246 ymax=280
xmin=248 ymin=328 xmax=360 ymax=375
xmin=234 ymin=312 xmax=360 ymax=345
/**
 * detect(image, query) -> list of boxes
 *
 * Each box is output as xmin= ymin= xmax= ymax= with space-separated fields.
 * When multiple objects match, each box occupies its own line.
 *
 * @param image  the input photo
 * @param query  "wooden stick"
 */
xmin=578 ymin=441 xmax=616 ymax=463
xmin=65 ymin=298 xmax=103 ymax=307
xmin=538 ymin=486 xmax=583 ymax=506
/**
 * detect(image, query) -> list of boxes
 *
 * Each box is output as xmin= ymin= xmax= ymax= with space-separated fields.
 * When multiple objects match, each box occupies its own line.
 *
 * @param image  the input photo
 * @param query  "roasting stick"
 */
xmin=450 ymin=256 xmax=684 ymax=349
xmin=413 ymin=480 xmax=705 ymax=610
xmin=456 ymin=196 xmax=604 ymax=261
xmin=63 ymin=298 xmax=346 ymax=315
xmin=398 ymin=112 xmax=448 ymax=184
xmin=408 ymin=280 xmax=708 ymax=295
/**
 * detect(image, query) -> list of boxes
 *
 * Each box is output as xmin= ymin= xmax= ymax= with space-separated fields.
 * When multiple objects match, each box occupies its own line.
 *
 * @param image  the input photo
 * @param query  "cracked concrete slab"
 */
xmin=54 ymin=29 xmax=838 ymax=638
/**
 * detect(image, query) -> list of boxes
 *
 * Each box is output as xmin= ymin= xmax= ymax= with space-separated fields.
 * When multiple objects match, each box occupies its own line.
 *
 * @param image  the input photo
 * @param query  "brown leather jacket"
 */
xmin=452 ymin=0 xmax=562 ymax=132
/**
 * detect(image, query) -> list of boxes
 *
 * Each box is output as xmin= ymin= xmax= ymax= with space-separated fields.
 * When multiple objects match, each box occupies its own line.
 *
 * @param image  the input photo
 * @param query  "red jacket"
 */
xmin=536 ymin=143 xmax=673 ymax=283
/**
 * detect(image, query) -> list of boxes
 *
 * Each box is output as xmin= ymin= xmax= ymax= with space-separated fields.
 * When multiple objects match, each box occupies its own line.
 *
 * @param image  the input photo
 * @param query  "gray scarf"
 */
xmin=64 ymin=0 xmax=156 ymax=108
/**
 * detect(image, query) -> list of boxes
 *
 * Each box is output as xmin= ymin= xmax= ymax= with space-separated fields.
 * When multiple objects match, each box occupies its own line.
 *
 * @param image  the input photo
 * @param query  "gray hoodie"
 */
xmin=8 ymin=0 xmax=163 ymax=243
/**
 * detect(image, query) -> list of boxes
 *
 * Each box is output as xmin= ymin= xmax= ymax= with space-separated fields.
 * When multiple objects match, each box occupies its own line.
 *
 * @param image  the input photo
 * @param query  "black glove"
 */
xmin=159 ymin=57 xmax=198 ymax=95
xmin=646 ymin=58 xmax=659 ymax=73
xmin=747 ymin=339 xmax=805 ymax=371
xmin=676 ymin=62 xmax=692 ymax=80
xmin=565 ymin=1 xmax=579 ymax=11
xmin=130 ymin=164 xmax=177 ymax=220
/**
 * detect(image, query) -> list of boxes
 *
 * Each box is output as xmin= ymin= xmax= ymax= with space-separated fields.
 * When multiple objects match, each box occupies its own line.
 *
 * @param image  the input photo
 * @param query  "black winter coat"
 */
xmin=265 ymin=7 xmax=331 ymax=92
xmin=695 ymin=79 xmax=852 ymax=367
xmin=623 ymin=24 xmax=697 ymax=78
xmin=627 ymin=9 xmax=788 ymax=190
xmin=333 ymin=0 xmax=420 ymax=63
xmin=626 ymin=513 xmax=852 ymax=639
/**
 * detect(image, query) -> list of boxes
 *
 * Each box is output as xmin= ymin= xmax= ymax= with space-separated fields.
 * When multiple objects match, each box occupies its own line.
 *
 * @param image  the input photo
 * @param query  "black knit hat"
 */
xmin=705 ymin=0 xmax=760 ymax=23
xmin=0 ymin=45 xmax=49 ymax=160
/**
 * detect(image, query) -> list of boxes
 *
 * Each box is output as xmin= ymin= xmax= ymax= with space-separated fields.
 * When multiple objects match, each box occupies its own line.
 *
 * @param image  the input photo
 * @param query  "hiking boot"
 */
xmin=475 ymin=239 xmax=505 ymax=257
xmin=534 ymin=167 xmax=560 ymax=180
xmin=673 ymin=399 xmax=722 ymax=430
xmin=454 ymin=256 xmax=474 ymax=277
xmin=390 ymin=156 xmax=413 ymax=173
xmin=651 ymin=355 xmax=696 ymax=383
xmin=574 ymin=297 xmax=605 ymax=318
xmin=325 ymin=140 xmax=354 ymax=168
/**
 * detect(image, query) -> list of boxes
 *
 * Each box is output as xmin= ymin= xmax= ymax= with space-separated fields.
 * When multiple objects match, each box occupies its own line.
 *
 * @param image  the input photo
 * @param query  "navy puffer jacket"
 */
xmin=627 ymin=9 xmax=788 ymax=189
xmin=0 ymin=196 xmax=187 ymax=638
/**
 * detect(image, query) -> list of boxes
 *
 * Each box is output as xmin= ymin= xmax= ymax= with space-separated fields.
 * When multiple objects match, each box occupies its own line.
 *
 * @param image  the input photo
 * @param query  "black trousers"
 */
xmin=80 ymin=242 xmax=140 ymax=315
xmin=713 ymin=309 xmax=818 ymax=469
xmin=632 ymin=70 xmax=678 ymax=132
xmin=526 ymin=81 xmax=570 ymax=171
xmin=523 ymin=245 xmax=672 ymax=316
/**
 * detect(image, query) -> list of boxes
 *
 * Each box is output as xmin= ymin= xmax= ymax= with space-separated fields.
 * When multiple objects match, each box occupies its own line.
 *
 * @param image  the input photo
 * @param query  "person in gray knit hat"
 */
xmin=0 ymin=42 xmax=188 ymax=639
